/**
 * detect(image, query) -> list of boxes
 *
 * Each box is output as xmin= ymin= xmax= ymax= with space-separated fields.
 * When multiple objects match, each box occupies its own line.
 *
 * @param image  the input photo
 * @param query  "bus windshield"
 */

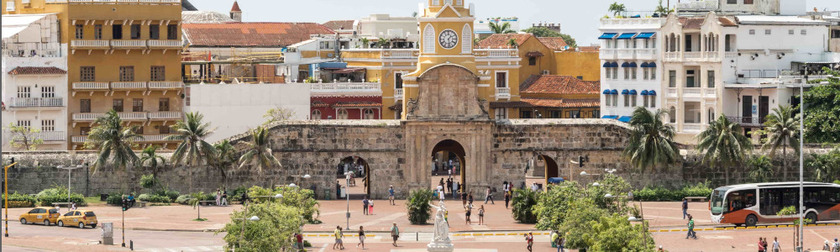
xmin=710 ymin=188 xmax=728 ymax=215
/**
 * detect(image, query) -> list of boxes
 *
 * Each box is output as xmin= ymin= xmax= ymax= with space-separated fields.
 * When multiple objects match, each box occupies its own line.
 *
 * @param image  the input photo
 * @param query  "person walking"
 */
xmin=461 ymin=191 xmax=468 ymax=207
xmin=389 ymin=185 xmax=395 ymax=205
xmin=686 ymin=215 xmax=696 ymax=239
xmin=465 ymin=205 xmax=472 ymax=225
xmin=390 ymin=223 xmax=400 ymax=247
xmin=682 ymin=198 xmax=688 ymax=219
xmin=221 ymin=188 xmax=228 ymax=206
xmin=824 ymin=240 xmax=831 ymax=251
xmin=368 ymin=200 xmax=374 ymax=215
xmin=295 ymin=232 xmax=304 ymax=252
xmin=333 ymin=226 xmax=344 ymax=250
xmin=504 ymin=191 xmax=511 ymax=209
xmin=484 ymin=186 xmax=495 ymax=204
xmin=452 ymin=181 xmax=459 ymax=199
xmin=478 ymin=205 xmax=485 ymax=225
xmin=215 ymin=190 xmax=221 ymax=206
xmin=525 ymin=232 xmax=534 ymax=252
xmin=356 ymin=226 xmax=366 ymax=249
xmin=362 ymin=197 xmax=369 ymax=215
xmin=467 ymin=191 xmax=474 ymax=206
xmin=771 ymin=237 xmax=780 ymax=252
xmin=833 ymin=238 xmax=840 ymax=252
xmin=757 ymin=237 xmax=765 ymax=252
xmin=551 ymin=231 xmax=560 ymax=252
xmin=446 ymin=177 xmax=453 ymax=194
xmin=439 ymin=188 xmax=446 ymax=202
xmin=761 ymin=237 xmax=768 ymax=252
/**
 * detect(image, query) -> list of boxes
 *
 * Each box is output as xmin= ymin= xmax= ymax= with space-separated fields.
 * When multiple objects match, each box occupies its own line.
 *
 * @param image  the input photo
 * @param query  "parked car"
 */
xmin=56 ymin=210 xmax=97 ymax=228
xmin=19 ymin=207 xmax=60 ymax=226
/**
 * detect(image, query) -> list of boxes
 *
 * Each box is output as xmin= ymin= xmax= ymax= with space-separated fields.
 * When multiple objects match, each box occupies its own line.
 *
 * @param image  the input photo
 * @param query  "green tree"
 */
xmin=488 ymin=22 xmax=515 ymax=34
xmin=5 ymin=123 xmax=44 ymax=151
xmin=188 ymin=191 xmax=208 ymax=221
xmin=589 ymin=215 xmax=655 ymax=251
xmin=360 ymin=38 xmax=370 ymax=49
xmin=747 ymin=155 xmax=775 ymax=183
xmin=85 ymin=110 xmax=141 ymax=186
xmin=375 ymin=38 xmax=390 ymax=48
xmin=140 ymin=145 xmax=166 ymax=180
xmin=219 ymin=201 xmax=303 ymax=251
xmin=802 ymin=68 xmax=840 ymax=143
xmin=507 ymin=38 xmax=518 ymax=48
xmin=213 ymin=140 xmax=236 ymax=188
xmin=654 ymin=0 xmax=673 ymax=16
xmin=262 ymin=107 xmax=294 ymax=125
xmin=697 ymin=115 xmax=753 ymax=184
xmin=247 ymin=186 xmax=320 ymax=223
xmin=608 ymin=2 xmax=627 ymax=17
xmin=511 ymin=189 xmax=538 ymax=223
xmin=238 ymin=126 xmax=281 ymax=173
xmin=623 ymin=107 xmax=680 ymax=173
xmin=406 ymin=189 xmax=434 ymax=224
xmin=520 ymin=27 xmax=578 ymax=48
xmin=166 ymin=112 xmax=217 ymax=193
xmin=758 ymin=105 xmax=800 ymax=181
xmin=807 ymin=148 xmax=840 ymax=182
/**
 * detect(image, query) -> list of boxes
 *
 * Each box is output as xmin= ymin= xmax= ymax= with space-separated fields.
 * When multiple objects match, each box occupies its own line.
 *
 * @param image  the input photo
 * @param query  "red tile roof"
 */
xmin=182 ymin=22 xmax=335 ymax=47
xmin=333 ymin=101 xmax=382 ymax=108
xmin=478 ymin=34 xmax=532 ymax=49
xmin=679 ymin=17 xmax=736 ymax=29
xmin=230 ymin=1 xmax=241 ymax=12
xmin=322 ymin=20 xmax=355 ymax=31
xmin=520 ymin=75 xmax=600 ymax=95
xmin=537 ymin=37 xmax=568 ymax=51
xmin=7 ymin=67 xmax=67 ymax=75
xmin=521 ymin=98 xmax=600 ymax=108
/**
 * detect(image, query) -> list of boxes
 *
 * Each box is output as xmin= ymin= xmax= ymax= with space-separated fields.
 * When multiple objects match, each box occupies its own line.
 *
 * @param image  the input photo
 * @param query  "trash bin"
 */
xmin=323 ymin=189 xmax=331 ymax=200
xmin=100 ymin=193 xmax=108 ymax=201
xmin=101 ymin=222 xmax=113 ymax=245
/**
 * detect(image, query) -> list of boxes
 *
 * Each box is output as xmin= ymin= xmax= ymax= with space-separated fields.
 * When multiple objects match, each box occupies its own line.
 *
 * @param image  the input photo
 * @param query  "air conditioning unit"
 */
xmin=541 ymin=70 xmax=550 ymax=75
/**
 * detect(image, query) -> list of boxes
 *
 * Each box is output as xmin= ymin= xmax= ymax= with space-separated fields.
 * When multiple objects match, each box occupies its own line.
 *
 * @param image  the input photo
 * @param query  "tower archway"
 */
xmin=430 ymin=139 xmax=467 ymax=198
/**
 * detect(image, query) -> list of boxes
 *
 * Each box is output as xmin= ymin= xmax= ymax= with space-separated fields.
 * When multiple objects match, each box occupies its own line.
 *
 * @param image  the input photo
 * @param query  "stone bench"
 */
xmin=685 ymin=196 xmax=708 ymax=202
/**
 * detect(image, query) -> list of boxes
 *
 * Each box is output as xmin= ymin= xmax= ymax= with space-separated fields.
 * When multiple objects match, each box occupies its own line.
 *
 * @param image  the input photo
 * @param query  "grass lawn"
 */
xmin=84 ymin=196 xmax=106 ymax=206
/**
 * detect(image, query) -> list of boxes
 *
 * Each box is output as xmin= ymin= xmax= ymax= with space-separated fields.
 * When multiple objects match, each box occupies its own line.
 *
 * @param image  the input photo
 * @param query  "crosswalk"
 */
xmin=139 ymin=245 xmax=223 ymax=252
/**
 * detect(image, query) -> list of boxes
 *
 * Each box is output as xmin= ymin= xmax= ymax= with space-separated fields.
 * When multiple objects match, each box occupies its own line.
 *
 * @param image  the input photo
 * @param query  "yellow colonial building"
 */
xmin=3 ymin=0 xmax=184 ymax=150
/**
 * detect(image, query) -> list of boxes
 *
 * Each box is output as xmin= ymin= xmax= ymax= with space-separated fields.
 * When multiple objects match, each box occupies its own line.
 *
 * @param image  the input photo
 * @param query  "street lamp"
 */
xmin=237 ymin=215 xmax=260 ymax=250
xmin=344 ymin=171 xmax=352 ymax=229
xmin=798 ymin=75 xmax=806 ymax=251
xmin=238 ymin=193 xmax=280 ymax=251
xmin=56 ymin=164 xmax=85 ymax=204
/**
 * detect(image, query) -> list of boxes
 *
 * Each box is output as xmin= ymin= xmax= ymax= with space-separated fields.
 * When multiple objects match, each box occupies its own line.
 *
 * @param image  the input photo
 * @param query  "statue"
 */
xmin=427 ymin=201 xmax=454 ymax=252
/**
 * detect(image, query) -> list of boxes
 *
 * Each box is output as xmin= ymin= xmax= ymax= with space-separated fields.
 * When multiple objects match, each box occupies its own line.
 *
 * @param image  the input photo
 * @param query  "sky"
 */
xmin=189 ymin=0 xmax=840 ymax=45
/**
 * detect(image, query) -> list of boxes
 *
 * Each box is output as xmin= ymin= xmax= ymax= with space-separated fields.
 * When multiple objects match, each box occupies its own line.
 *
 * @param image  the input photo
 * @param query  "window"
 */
xmin=80 ymin=127 xmax=91 ymax=135
xmin=686 ymin=70 xmax=696 ymax=88
xmin=132 ymin=98 xmax=143 ymax=112
xmin=311 ymin=110 xmax=322 ymax=120
xmin=167 ymin=24 xmax=178 ymax=40
xmin=94 ymin=25 xmax=102 ymax=40
xmin=75 ymin=25 xmax=83 ymax=39
xmin=149 ymin=24 xmax=159 ymax=40
xmin=643 ymin=95 xmax=649 ymax=107
xmin=765 ymin=29 xmax=771 ymax=35
xmin=833 ymin=30 xmax=840 ymax=38
xmin=42 ymin=120 xmax=55 ymax=131
xmin=423 ymin=24 xmax=435 ymax=53
xmin=789 ymin=29 xmax=794 ymax=35
xmin=707 ymin=70 xmax=715 ymax=88
xmin=80 ymin=66 xmax=95 ymax=81
xmin=708 ymin=108 xmax=715 ymax=123
xmin=605 ymin=66 xmax=611 ymax=79
xmin=651 ymin=66 xmax=656 ymax=79
xmin=624 ymin=95 xmax=630 ymax=107
xmin=612 ymin=68 xmax=618 ymax=80
xmin=567 ymin=110 xmax=581 ymax=118
xmin=16 ymin=120 xmax=31 ymax=129
xmin=159 ymin=125 xmax=170 ymax=134
xmin=494 ymin=108 xmax=508 ymax=119
xmin=650 ymin=94 xmax=656 ymax=107
xmin=394 ymin=72 xmax=403 ymax=89
xmin=631 ymin=95 xmax=637 ymax=107
xmin=113 ymin=99 xmax=124 ymax=112
xmin=643 ymin=68 xmax=649 ymax=80
xmin=112 ymin=24 xmax=122 ymax=39
xmin=41 ymin=86 xmax=55 ymax=98
xmin=319 ymin=41 xmax=332 ymax=49
xmin=801 ymin=29 xmax=807 ymax=35
xmin=130 ymin=24 xmax=141 ymax=39
xmin=495 ymin=72 xmax=507 ymax=88
xmin=669 ymin=106 xmax=676 ymax=123
xmin=462 ymin=24 xmax=472 ymax=54
xmin=80 ymin=99 xmax=91 ymax=113
xmin=337 ymin=109 xmax=349 ymax=119
xmin=363 ymin=109 xmax=375 ymax=119
xmin=520 ymin=110 xmax=533 ymax=118
xmin=744 ymin=0 xmax=753 ymax=4
xmin=631 ymin=66 xmax=637 ymax=80
xmin=17 ymin=86 xmax=31 ymax=98
xmin=749 ymin=29 xmax=755 ymax=35
xmin=727 ymin=0 xmax=736 ymax=3
xmin=529 ymin=57 xmax=537 ymax=66
xmin=133 ymin=126 xmax=144 ymax=135
xmin=550 ymin=110 xmax=562 ymax=118
xmin=151 ymin=66 xmax=165 ymax=81
xmin=593 ymin=110 xmax=600 ymax=118
xmin=605 ymin=95 xmax=611 ymax=106
xmin=119 ymin=66 xmax=134 ymax=81
xmin=668 ymin=70 xmax=676 ymax=87
xmin=159 ymin=98 xmax=169 ymax=111
xmin=624 ymin=67 xmax=630 ymax=80
xmin=612 ymin=95 xmax=618 ymax=107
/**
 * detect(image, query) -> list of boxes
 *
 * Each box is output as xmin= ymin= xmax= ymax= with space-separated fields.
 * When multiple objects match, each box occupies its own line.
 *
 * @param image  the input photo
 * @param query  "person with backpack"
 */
xmin=833 ymin=238 xmax=840 ymax=252
xmin=388 ymin=185 xmax=396 ymax=205
xmin=390 ymin=223 xmax=400 ymax=247
xmin=524 ymin=232 xmax=534 ymax=252
xmin=686 ymin=215 xmax=696 ymax=239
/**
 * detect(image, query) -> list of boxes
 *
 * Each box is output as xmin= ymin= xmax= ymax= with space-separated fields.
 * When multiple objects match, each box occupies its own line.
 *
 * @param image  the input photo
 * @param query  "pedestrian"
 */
xmin=478 ymin=205 xmax=485 ymax=225
xmin=504 ymin=191 xmax=511 ymax=209
xmin=484 ymin=186 xmax=495 ymax=204
xmin=686 ymin=215 xmax=696 ymax=239
xmin=357 ymin=226 xmax=366 ymax=249
xmin=771 ymin=237 xmax=780 ymax=252
xmin=465 ymin=205 xmax=472 ymax=225
xmin=362 ymin=197 xmax=369 ymax=215
xmin=682 ymin=198 xmax=688 ymax=219
xmin=368 ymin=199 xmax=374 ymax=215
xmin=559 ymin=236 xmax=566 ymax=252
xmin=824 ymin=240 xmax=831 ymax=251
xmin=221 ymin=188 xmax=228 ymax=206
xmin=530 ymin=182 xmax=539 ymax=192
xmin=439 ymin=178 xmax=445 ymax=190
xmin=295 ymin=232 xmax=304 ymax=252
xmin=833 ymin=238 xmax=840 ymax=252
xmin=551 ymin=231 xmax=560 ymax=252
xmin=461 ymin=191 xmax=468 ymax=207
xmin=446 ymin=178 xmax=452 ymax=194
xmin=215 ymin=190 xmax=221 ymax=206
xmin=390 ymin=223 xmax=400 ymax=247
xmin=333 ymin=226 xmax=344 ymax=250
xmin=452 ymin=181 xmax=459 ymax=199
xmin=657 ymin=245 xmax=664 ymax=252
xmin=525 ymin=232 xmax=534 ymax=252
xmin=439 ymin=188 xmax=446 ymax=202
xmin=761 ymin=237 xmax=768 ymax=252
xmin=388 ymin=185 xmax=396 ymax=205
xmin=758 ymin=237 xmax=765 ymax=252
xmin=468 ymin=191 xmax=474 ymax=206
xmin=336 ymin=181 xmax=341 ymax=199
xmin=70 ymin=201 xmax=77 ymax=211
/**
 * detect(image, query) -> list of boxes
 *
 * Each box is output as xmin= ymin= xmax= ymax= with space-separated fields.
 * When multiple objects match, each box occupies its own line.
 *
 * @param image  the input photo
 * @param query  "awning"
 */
xmin=602 ymin=115 xmax=618 ymax=119
xmin=603 ymin=62 xmax=612 ymax=67
xmin=333 ymin=68 xmax=365 ymax=74
xmin=644 ymin=62 xmax=656 ymax=68
xmin=318 ymin=62 xmax=347 ymax=69
xmin=636 ymin=32 xmax=656 ymax=39
xmin=622 ymin=62 xmax=637 ymax=68
xmin=2 ymin=14 xmax=50 ymax=39
xmin=641 ymin=90 xmax=649 ymax=96
xmin=617 ymin=33 xmax=637 ymax=40
xmin=628 ymin=62 xmax=637 ymax=67
xmin=610 ymin=89 xmax=618 ymax=95
xmin=598 ymin=33 xmax=618 ymax=39
xmin=618 ymin=116 xmax=632 ymax=122
xmin=526 ymin=51 xmax=544 ymax=57
xmin=640 ymin=62 xmax=649 ymax=68
xmin=602 ymin=89 xmax=611 ymax=94
xmin=621 ymin=89 xmax=629 ymax=95
xmin=629 ymin=90 xmax=637 ymax=95
xmin=648 ymin=90 xmax=657 ymax=96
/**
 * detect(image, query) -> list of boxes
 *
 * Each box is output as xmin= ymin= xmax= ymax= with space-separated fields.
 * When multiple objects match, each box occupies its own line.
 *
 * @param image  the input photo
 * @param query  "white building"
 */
xmin=598 ymin=17 xmax=666 ymax=122
xmin=357 ymin=14 xmax=419 ymax=43
xmin=676 ymin=0 xmax=805 ymax=16
xmin=2 ymin=13 xmax=68 ymax=151
xmin=474 ymin=17 xmax=520 ymax=38
xmin=184 ymin=83 xmax=310 ymax=143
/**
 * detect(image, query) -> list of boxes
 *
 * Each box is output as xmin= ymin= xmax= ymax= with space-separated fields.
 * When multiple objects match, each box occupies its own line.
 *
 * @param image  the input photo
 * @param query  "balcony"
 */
xmin=147 ymin=40 xmax=182 ymax=49
xmin=727 ymin=116 xmax=765 ymax=127
xmin=394 ymin=88 xmax=404 ymax=100
xmin=111 ymin=81 xmax=147 ymax=90
xmin=381 ymin=49 xmax=419 ymax=59
xmin=599 ymin=18 xmax=666 ymax=29
xmin=682 ymin=123 xmax=703 ymax=132
xmin=616 ymin=49 xmax=635 ymax=59
xmin=8 ymin=97 xmax=63 ymax=108
xmin=111 ymin=40 xmax=147 ymax=49
xmin=3 ymin=43 xmax=62 ymax=57
xmin=666 ymin=88 xmax=678 ymax=98
xmin=309 ymin=82 xmax=381 ymax=95
xmin=70 ymin=40 xmax=109 ymax=49
xmin=72 ymin=82 xmax=109 ymax=90
xmin=34 ymin=131 xmax=66 ymax=141
xmin=599 ymin=48 xmax=616 ymax=59
xmin=703 ymin=89 xmax=716 ymax=98
xmin=664 ymin=52 xmax=681 ymax=62
xmin=684 ymin=52 xmax=703 ymax=61
xmin=496 ymin=87 xmax=511 ymax=99
xmin=636 ymin=48 xmax=656 ymax=60
xmin=118 ymin=112 xmax=148 ymax=121
xmin=136 ymin=134 xmax=175 ymax=142
xmin=148 ymin=111 xmax=182 ymax=121
xmin=71 ymin=136 xmax=87 ymax=143
xmin=148 ymin=81 xmax=183 ymax=90
xmin=474 ymin=49 xmax=518 ymax=58
xmin=73 ymin=113 xmax=104 ymax=121
xmin=683 ymin=88 xmax=701 ymax=96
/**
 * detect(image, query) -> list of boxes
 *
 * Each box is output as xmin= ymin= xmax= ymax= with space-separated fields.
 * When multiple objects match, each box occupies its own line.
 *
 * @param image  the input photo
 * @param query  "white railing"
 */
xmin=111 ymin=40 xmax=147 ymax=48
xmin=682 ymin=123 xmax=703 ymax=132
xmin=71 ymin=136 xmax=87 ymax=143
xmin=725 ymin=52 xmax=738 ymax=58
xmin=70 ymin=40 xmax=109 ymax=48
xmin=739 ymin=69 xmax=786 ymax=78
xmin=148 ymin=81 xmax=183 ymax=89
xmin=148 ymin=111 xmax=181 ymax=120
xmin=664 ymin=52 xmax=681 ymax=62
xmin=118 ymin=112 xmax=148 ymax=120
xmin=45 ymin=0 xmax=68 ymax=3
xmin=599 ymin=48 xmax=616 ymax=59
xmin=137 ymin=134 xmax=175 ymax=142
xmin=684 ymin=52 xmax=703 ymax=60
xmin=111 ymin=81 xmax=147 ymax=89
xmin=704 ymin=89 xmax=716 ymax=97
xmin=617 ymin=48 xmax=635 ymax=59
xmin=600 ymin=18 xmax=666 ymax=27
xmin=703 ymin=51 xmax=720 ymax=61
xmin=9 ymin=97 xmax=63 ymax=108
xmin=309 ymin=82 xmax=380 ymax=92
xmin=636 ymin=48 xmax=655 ymax=59
xmin=3 ymin=43 xmax=62 ymax=57
xmin=72 ymin=82 xmax=109 ymax=90
xmin=381 ymin=49 xmax=418 ymax=59
xmin=496 ymin=87 xmax=511 ymax=99
xmin=683 ymin=88 xmax=701 ymax=95
xmin=73 ymin=113 xmax=105 ymax=121
xmin=147 ymin=40 xmax=182 ymax=48
xmin=475 ymin=49 xmax=518 ymax=58
xmin=394 ymin=88 xmax=404 ymax=100
xmin=34 ymin=131 xmax=66 ymax=141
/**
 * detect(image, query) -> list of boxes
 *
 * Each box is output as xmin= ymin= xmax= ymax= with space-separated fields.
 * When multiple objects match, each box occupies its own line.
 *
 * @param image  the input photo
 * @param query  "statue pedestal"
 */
xmin=427 ymin=241 xmax=454 ymax=252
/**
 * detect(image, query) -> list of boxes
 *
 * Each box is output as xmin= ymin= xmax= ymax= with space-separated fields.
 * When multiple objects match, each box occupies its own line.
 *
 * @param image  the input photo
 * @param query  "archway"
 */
xmin=430 ymin=139 xmax=467 ymax=200
xmin=525 ymin=154 xmax=560 ymax=191
xmin=335 ymin=156 xmax=370 ymax=199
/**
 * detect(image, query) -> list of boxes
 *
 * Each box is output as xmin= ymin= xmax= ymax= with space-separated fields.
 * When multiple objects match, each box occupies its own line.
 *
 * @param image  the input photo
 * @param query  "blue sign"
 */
xmin=752 ymin=105 xmax=757 ymax=115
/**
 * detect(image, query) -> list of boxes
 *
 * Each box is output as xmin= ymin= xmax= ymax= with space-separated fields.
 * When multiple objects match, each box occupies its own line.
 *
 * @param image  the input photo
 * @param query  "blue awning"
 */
xmin=648 ymin=90 xmax=657 ymax=96
xmin=621 ymin=89 xmax=629 ymax=95
xmin=621 ymin=62 xmax=629 ymax=67
xmin=629 ymin=89 xmax=637 ymax=95
xmin=602 ymin=89 xmax=611 ymax=94
xmin=640 ymin=62 xmax=650 ymax=68
xmin=628 ymin=62 xmax=637 ymax=67
xmin=636 ymin=32 xmax=656 ymax=39
xmin=598 ymin=33 xmax=617 ymax=39
xmin=617 ymin=33 xmax=637 ymax=39
xmin=603 ymin=62 xmax=612 ymax=67
xmin=602 ymin=115 xmax=618 ymax=119
xmin=609 ymin=62 xmax=618 ymax=68
xmin=610 ymin=89 xmax=618 ymax=95
xmin=618 ymin=116 xmax=632 ymax=122
xmin=641 ymin=90 xmax=649 ymax=96
xmin=547 ymin=177 xmax=565 ymax=184
xmin=644 ymin=62 xmax=657 ymax=68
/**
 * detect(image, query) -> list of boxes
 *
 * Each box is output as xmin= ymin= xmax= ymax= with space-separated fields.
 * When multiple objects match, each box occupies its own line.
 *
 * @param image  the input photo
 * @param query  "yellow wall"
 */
xmin=554 ymin=51 xmax=601 ymax=81
xmin=516 ymin=37 xmax=556 ymax=83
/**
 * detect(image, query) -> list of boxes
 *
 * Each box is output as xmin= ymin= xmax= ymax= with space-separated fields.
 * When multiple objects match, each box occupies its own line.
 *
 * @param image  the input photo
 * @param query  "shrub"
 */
xmin=230 ymin=186 xmax=248 ymax=202
xmin=511 ymin=189 xmax=538 ymax=223
xmin=147 ymin=195 xmax=171 ymax=203
xmin=247 ymin=186 xmax=320 ymax=223
xmin=139 ymin=174 xmax=158 ymax=191
xmin=35 ymin=186 xmax=85 ymax=206
xmin=631 ymin=182 xmax=713 ymax=201
xmin=0 ymin=192 xmax=36 ymax=208
xmin=137 ymin=194 xmax=151 ymax=202
xmin=406 ymin=189 xmax=433 ymax=224
xmin=176 ymin=194 xmax=191 ymax=205
xmin=106 ymin=194 xmax=124 ymax=205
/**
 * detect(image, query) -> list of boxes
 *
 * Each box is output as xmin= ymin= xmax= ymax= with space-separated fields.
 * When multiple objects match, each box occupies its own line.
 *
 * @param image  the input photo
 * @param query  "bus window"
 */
xmin=727 ymin=189 xmax=756 ymax=212
xmin=711 ymin=189 xmax=727 ymax=215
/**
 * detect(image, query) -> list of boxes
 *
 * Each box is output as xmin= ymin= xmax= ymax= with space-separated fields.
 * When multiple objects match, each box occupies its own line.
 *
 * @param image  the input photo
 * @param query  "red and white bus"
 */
xmin=710 ymin=182 xmax=840 ymax=226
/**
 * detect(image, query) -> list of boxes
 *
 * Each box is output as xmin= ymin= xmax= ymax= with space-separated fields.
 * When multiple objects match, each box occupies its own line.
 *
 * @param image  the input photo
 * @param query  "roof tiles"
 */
xmin=521 ymin=98 xmax=600 ymax=108
xmin=322 ymin=20 xmax=355 ymax=31
xmin=8 ymin=66 xmax=66 ymax=75
xmin=478 ymin=34 xmax=532 ymax=49
xmin=537 ymin=37 xmax=568 ymax=51
xmin=520 ymin=75 xmax=600 ymax=95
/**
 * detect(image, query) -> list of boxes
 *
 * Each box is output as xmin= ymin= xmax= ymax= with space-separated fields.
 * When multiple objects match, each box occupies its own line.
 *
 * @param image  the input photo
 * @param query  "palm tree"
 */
xmin=488 ymin=22 xmax=515 ymax=34
xmin=166 ymin=112 xmax=216 ymax=193
xmin=360 ymin=38 xmax=370 ymax=49
xmin=238 ymin=126 xmax=281 ymax=173
xmin=654 ymin=0 xmax=672 ymax=16
xmin=375 ymin=38 xmax=390 ymax=49
xmin=609 ymin=2 xmax=627 ymax=17
xmin=697 ymin=115 xmax=753 ymax=184
xmin=213 ymin=140 xmax=236 ymax=187
xmin=760 ymin=105 xmax=800 ymax=181
xmin=622 ymin=107 xmax=680 ymax=173
xmin=140 ymin=145 xmax=166 ymax=179
xmin=507 ymin=38 xmax=518 ymax=48
xmin=85 ymin=110 xmax=141 ymax=191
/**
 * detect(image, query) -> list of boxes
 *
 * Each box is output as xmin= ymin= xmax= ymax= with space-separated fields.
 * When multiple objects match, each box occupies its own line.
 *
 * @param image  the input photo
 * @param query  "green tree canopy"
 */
xmin=623 ymin=107 xmax=680 ymax=173
xmin=488 ymin=22 xmax=515 ymax=34
xmin=86 ymin=110 xmax=141 ymax=173
xmin=220 ymin=202 xmax=304 ymax=251
xmin=758 ymin=105 xmax=800 ymax=181
xmin=802 ymin=68 xmax=840 ymax=143
xmin=5 ymin=123 xmax=43 ymax=151
xmin=697 ymin=115 xmax=753 ymax=184
xmin=608 ymin=2 xmax=627 ymax=16
xmin=520 ymin=27 xmax=578 ymax=48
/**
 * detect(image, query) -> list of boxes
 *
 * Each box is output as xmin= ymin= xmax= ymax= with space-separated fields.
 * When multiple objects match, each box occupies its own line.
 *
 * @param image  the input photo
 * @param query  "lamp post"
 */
xmin=56 ymin=164 xmax=84 ymax=203
xmin=236 ymin=215 xmax=260 ymax=251
xmin=798 ymin=75 xmax=806 ymax=252
xmin=344 ymin=171 xmax=352 ymax=229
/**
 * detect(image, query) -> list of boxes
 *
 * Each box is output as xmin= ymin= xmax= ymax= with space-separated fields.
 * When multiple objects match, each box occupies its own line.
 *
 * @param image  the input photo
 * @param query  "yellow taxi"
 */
xmin=56 ymin=209 xmax=98 ymax=229
xmin=19 ymin=207 xmax=60 ymax=226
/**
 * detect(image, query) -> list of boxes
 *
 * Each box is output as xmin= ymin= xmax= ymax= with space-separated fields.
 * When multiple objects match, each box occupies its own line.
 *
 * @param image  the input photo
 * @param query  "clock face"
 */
xmin=438 ymin=29 xmax=459 ymax=49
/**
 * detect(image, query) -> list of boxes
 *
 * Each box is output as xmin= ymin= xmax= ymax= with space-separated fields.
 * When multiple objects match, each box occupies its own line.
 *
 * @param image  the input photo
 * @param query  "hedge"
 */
xmin=632 ymin=182 xmax=713 ymax=201
xmin=35 ymin=187 xmax=86 ymax=206
xmin=0 ymin=192 xmax=36 ymax=208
